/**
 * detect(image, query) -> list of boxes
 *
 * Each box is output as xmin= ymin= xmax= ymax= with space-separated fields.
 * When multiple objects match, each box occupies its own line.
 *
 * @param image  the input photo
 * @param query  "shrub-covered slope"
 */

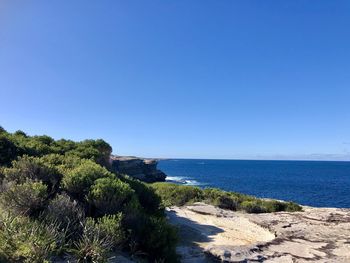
xmin=0 ymin=127 xmax=177 ymax=262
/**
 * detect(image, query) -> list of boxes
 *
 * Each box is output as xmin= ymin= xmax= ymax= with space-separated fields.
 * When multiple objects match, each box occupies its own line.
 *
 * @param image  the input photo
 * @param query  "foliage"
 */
xmin=239 ymin=200 xmax=267 ymax=213
xmin=123 ymin=209 xmax=178 ymax=262
xmin=0 ymin=212 xmax=65 ymax=263
xmin=0 ymin=127 xmax=178 ymax=262
xmin=88 ymin=177 xmax=134 ymax=216
xmin=0 ymin=135 xmax=18 ymax=166
xmin=61 ymin=160 xmax=113 ymax=198
xmin=1 ymin=181 xmax=48 ymax=216
xmin=151 ymin=183 xmax=204 ymax=207
xmin=3 ymin=155 xmax=61 ymax=191
xmin=151 ymin=183 xmax=302 ymax=213
xmin=2 ymin=128 xmax=112 ymax=169
xmin=118 ymin=175 xmax=163 ymax=215
xmin=85 ymin=214 xmax=125 ymax=248
xmin=69 ymin=214 xmax=125 ymax=263
xmin=44 ymin=193 xmax=85 ymax=238
xmin=70 ymin=226 xmax=112 ymax=263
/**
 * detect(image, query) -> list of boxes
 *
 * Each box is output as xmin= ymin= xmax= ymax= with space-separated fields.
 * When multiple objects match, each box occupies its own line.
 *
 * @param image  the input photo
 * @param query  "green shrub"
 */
xmin=85 ymin=214 xmax=125 ymax=247
xmin=70 ymin=219 xmax=115 ymax=263
xmin=0 ymin=126 xmax=6 ymax=134
xmin=67 ymin=139 xmax=112 ymax=168
xmin=144 ymin=216 xmax=178 ymax=262
xmin=123 ymin=210 xmax=178 ymax=262
xmin=4 ymin=156 xmax=62 ymax=190
xmin=203 ymin=188 xmax=239 ymax=210
xmin=88 ymin=177 xmax=134 ymax=215
xmin=0 ymin=135 xmax=18 ymax=166
xmin=13 ymin=130 xmax=28 ymax=137
xmin=0 ymin=213 xmax=65 ymax=263
xmin=121 ymin=176 xmax=163 ymax=215
xmin=152 ymin=183 xmax=302 ymax=214
xmin=261 ymin=200 xmax=287 ymax=212
xmin=285 ymin=201 xmax=303 ymax=212
xmin=1 ymin=181 xmax=48 ymax=216
xmin=44 ymin=193 xmax=85 ymax=238
xmin=61 ymin=160 xmax=113 ymax=198
xmin=151 ymin=183 xmax=203 ymax=207
xmin=240 ymin=200 xmax=266 ymax=213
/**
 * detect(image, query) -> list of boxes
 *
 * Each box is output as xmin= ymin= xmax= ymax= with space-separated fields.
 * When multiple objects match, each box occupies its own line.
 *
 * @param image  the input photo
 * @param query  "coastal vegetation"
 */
xmin=0 ymin=127 xmax=177 ymax=262
xmin=151 ymin=183 xmax=302 ymax=213
xmin=0 ymin=126 xmax=301 ymax=262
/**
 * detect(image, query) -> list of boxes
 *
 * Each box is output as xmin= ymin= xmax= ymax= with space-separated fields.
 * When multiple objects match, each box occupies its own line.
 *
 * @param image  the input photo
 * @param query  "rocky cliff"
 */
xmin=110 ymin=155 xmax=167 ymax=183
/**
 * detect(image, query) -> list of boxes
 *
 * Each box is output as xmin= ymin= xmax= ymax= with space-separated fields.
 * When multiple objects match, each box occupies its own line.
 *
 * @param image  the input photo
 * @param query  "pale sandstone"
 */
xmin=166 ymin=203 xmax=350 ymax=262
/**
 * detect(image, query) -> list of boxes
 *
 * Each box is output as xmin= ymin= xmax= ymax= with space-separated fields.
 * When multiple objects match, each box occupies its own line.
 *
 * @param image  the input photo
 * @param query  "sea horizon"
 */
xmin=159 ymin=158 xmax=350 ymax=208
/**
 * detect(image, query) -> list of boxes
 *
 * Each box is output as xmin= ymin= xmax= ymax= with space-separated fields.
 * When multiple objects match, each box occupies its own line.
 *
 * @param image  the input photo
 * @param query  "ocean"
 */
xmin=158 ymin=159 xmax=350 ymax=208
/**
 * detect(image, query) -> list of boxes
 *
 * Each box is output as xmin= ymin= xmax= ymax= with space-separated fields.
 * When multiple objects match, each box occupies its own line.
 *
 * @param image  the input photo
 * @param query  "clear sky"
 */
xmin=1 ymin=1 xmax=350 ymax=160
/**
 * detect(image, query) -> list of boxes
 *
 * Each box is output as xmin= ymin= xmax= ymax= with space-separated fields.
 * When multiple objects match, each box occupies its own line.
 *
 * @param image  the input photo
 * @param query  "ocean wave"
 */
xmin=166 ymin=176 xmax=203 ymax=186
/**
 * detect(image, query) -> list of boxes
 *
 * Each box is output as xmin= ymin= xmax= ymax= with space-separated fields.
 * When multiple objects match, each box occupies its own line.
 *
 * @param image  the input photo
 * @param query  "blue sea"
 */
xmin=158 ymin=159 xmax=350 ymax=208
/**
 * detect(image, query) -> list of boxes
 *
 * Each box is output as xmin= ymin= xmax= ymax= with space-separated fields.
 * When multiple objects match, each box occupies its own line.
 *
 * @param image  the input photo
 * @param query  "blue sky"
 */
xmin=1 ymin=1 xmax=350 ymax=160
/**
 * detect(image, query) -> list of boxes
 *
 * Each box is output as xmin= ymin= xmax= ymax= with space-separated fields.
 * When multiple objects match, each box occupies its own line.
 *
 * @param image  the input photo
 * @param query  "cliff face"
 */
xmin=110 ymin=155 xmax=167 ymax=183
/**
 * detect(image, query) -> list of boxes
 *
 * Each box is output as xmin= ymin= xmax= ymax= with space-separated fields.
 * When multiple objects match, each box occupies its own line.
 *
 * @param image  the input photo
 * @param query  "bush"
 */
xmin=88 ymin=177 xmax=134 ymax=216
xmin=0 ymin=126 xmax=6 ymax=134
xmin=151 ymin=183 xmax=203 ymax=207
xmin=144 ymin=216 xmax=178 ymax=262
xmin=70 ymin=214 xmax=125 ymax=262
xmin=3 ymin=156 xmax=62 ymax=190
xmin=121 ymin=176 xmax=163 ymax=215
xmin=240 ymin=200 xmax=266 ymax=213
xmin=1 ymin=181 xmax=48 ymax=216
xmin=70 ymin=220 xmax=115 ymax=263
xmin=285 ymin=201 xmax=303 ymax=212
xmin=44 ymin=193 xmax=85 ymax=238
xmin=0 ymin=213 xmax=65 ymax=263
xmin=0 ymin=135 xmax=18 ymax=166
xmin=203 ymin=188 xmax=239 ymax=210
xmin=123 ymin=210 xmax=178 ymax=262
xmin=85 ymin=214 xmax=125 ymax=247
xmin=61 ymin=160 xmax=113 ymax=198
xmin=67 ymin=139 xmax=112 ymax=168
xmin=152 ymin=183 xmax=302 ymax=214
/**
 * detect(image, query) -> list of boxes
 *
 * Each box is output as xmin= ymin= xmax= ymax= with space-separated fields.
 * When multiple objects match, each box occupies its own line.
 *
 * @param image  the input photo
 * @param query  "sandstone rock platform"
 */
xmin=166 ymin=203 xmax=350 ymax=262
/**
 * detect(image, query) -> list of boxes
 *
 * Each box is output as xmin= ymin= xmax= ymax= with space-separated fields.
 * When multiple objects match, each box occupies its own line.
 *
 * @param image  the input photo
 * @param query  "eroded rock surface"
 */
xmin=167 ymin=203 xmax=350 ymax=262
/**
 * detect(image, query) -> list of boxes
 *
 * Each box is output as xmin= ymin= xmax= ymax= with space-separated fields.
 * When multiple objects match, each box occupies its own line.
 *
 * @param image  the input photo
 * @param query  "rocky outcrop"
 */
xmin=167 ymin=203 xmax=350 ymax=262
xmin=110 ymin=155 xmax=166 ymax=183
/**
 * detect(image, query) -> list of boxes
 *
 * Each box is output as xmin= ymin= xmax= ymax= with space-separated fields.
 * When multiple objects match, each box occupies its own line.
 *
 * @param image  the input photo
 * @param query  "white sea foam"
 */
xmin=166 ymin=176 xmax=203 ymax=186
